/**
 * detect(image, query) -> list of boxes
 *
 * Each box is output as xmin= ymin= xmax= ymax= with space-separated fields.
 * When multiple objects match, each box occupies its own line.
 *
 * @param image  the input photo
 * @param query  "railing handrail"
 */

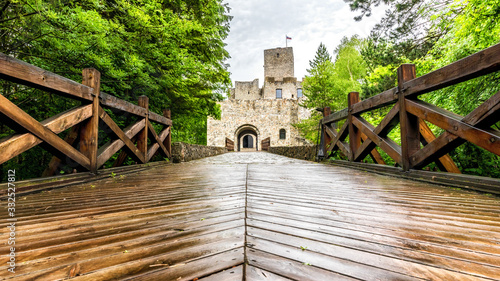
xmin=0 ymin=52 xmax=172 ymax=175
xmin=322 ymin=43 xmax=500 ymax=125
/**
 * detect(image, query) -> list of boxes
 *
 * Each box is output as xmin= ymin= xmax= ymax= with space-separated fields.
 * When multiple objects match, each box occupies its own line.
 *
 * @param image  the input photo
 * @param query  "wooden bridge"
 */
xmin=1 ymin=44 xmax=500 ymax=280
xmin=0 ymin=152 xmax=499 ymax=280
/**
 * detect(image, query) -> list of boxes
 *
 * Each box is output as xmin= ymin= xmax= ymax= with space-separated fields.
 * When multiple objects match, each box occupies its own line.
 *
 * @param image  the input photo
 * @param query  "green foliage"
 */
xmin=333 ymin=0 xmax=500 ymax=178
xmin=0 ymin=0 xmax=231 ymax=180
xmin=308 ymin=42 xmax=332 ymax=70
xmin=298 ymin=37 xmax=368 ymax=142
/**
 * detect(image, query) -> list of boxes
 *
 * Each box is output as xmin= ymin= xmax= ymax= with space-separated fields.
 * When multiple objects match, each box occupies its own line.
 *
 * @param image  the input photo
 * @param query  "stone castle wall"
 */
xmin=207 ymin=99 xmax=311 ymax=149
xmin=262 ymin=78 xmax=302 ymax=99
xmin=264 ymin=47 xmax=294 ymax=79
xmin=234 ymin=79 xmax=261 ymax=100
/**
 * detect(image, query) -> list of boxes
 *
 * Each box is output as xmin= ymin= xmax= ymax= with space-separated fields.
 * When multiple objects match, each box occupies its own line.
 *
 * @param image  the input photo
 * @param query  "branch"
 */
xmin=0 ymin=11 xmax=40 ymax=24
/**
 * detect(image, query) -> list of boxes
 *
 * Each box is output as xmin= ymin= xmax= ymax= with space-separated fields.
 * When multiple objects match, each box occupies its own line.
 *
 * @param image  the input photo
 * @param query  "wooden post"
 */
xmin=80 ymin=68 xmax=100 ymax=174
xmin=397 ymin=64 xmax=419 ymax=171
xmin=163 ymin=109 xmax=172 ymax=157
xmin=322 ymin=107 xmax=331 ymax=156
xmin=137 ymin=96 xmax=149 ymax=163
xmin=348 ymin=92 xmax=361 ymax=161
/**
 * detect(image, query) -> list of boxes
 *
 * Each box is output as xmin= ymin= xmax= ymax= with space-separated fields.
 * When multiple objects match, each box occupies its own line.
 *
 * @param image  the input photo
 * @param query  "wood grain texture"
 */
xmin=0 ymin=94 xmax=90 ymax=169
xmin=418 ymin=119 xmax=461 ymax=173
xmin=80 ymin=68 xmax=101 ymax=173
xmin=404 ymin=42 xmax=500 ymax=97
xmin=0 ymin=105 xmax=91 ymax=165
xmin=0 ymin=52 xmax=93 ymax=101
xmin=2 ymin=153 xmax=500 ymax=280
xmin=97 ymin=120 xmax=145 ymax=168
xmin=98 ymin=107 xmax=145 ymax=164
xmin=99 ymin=92 xmax=147 ymax=117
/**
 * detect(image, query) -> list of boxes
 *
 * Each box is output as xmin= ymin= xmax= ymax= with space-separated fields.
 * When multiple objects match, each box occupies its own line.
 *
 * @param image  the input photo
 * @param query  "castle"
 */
xmin=207 ymin=47 xmax=311 ymax=151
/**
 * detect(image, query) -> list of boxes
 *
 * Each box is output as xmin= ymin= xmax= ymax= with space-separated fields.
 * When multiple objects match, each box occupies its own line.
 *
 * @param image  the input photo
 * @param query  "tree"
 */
xmin=297 ymin=37 xmax=368 ymax=142
xmin=0 ymin=0 xmax=232 ymax=179
xmin=308 ymin=42 xmax=332 ymax=70
xmin=301 ymin=43 xmax=335 ymax=110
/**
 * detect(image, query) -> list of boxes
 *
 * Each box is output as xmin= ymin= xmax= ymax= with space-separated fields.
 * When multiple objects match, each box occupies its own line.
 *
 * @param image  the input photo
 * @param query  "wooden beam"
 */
xmin=99 ymin=92 xmax=147 ymax=117
xmin=0 ymin=52 xmax=93 ymax=101
xmin=404 ymin=43 xmax=500 ymax=98
xmin=418 ymin=119 xmax=461 ymax=174
xmin=0 ymin=94 xmax=90 ymax=169
xmin=398 ymin=64 xmax=419 ymax=171
xmin=97 ymin=119 xmax=145 ymax=168
xmin=0 ymin=104 xmax=92 ymax=165
xmin=406 ymin=99 xmax=500 ymax=156
xmin=410 ymin=90 xmax=500 ymax=169
xmin=137 ymin=96 xmax=149 ymax=162
xmin=348 ymin=92 xmax=361 ymax=161
xmin=351 ymin=87 xmax=398 ymax=116
xmin=146 ymin=121 xmax=170 ymax=161
xmin=322 ymin=108 xmax=348 ymax=124
xmin=149 ymin=111 xmax=172 ymax=126
xmin=79 ymin=68 xmax=100 ymax=173
xmin=352 ymin=116 xmax=403 ymax=166
xmin=353 ymin=103 xmax=400 ymax=162
xmin=323 ymin=107 xmax=332 ymax=156
xmin=98 ymin=107 xmax=145 ymax=165
xmin=42 ymin=124 xmax=81 ymax=177
xmin=163 ymin=109 xmax=172 ymax=157
xmin=361 ymin=134 xmax=386 ymax=165
xmin=325 ymin=122 xmax=350 ymax=157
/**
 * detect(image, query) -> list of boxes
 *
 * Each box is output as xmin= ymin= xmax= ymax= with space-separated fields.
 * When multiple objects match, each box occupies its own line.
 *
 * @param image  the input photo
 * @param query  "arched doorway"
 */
xmin=243 ymin=135 xmax=254 ymax=148
xmin=235 ymin=124 xmax=259 ymax=152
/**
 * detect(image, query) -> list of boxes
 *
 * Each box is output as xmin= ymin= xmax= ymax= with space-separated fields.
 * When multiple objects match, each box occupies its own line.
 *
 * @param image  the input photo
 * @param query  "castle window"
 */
xmin=276 ymin=89 xmax=282 ymax=99
xmin=279 ymin=129 xmax=286 ymax=140
xmin=297 ymin=88 xmax=303 ymax=98
xmin=277 ymin=53 xmax=280 ymax=58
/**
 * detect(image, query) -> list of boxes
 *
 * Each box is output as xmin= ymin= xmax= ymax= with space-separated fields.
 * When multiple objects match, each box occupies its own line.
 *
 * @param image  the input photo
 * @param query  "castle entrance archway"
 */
xmin=235 ymin=124 xmax=259 ymax=152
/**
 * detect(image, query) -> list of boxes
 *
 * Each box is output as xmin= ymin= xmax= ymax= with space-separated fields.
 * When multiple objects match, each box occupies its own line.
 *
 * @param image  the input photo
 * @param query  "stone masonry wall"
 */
xmin=268 ymin=145 xmax=319 ymax=161
xmin=262 ymin=79 xmax=303 ymax=100
xmin=264 ymin=47 xmax=294 ymax=79
xmin=171 ymin=142 xmax=227 ymax=163
xmin=207 ymin=99 xmax=311 ymax=149
xmin=234 ymin=79 xmax=261 ymax=100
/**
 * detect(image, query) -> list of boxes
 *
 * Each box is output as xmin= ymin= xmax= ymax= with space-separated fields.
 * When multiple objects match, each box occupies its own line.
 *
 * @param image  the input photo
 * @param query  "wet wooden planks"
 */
xmin=1 ymin=152 xmax=499 ymax=280
xmin=0 ymin=162 xmax=246 ymax=280
xmin=245 ymin=161 xmax=500 ymax=280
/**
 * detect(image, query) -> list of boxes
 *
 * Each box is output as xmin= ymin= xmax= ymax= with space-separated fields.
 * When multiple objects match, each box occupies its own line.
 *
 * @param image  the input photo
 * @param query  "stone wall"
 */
xmin=234 ymin=79 xmax=262 ymax=100
xmin=262 ymin=78 xmax=303 ymax=100
xmin=207 ymin=99 xmax=311 ymax=150
xmin=171 ymin=142 xmax=227 ymax=163
xmin=264 ymin=47 xmax=294 ymax=79
xmin=268 ymin=145 xmax=319 ymax=161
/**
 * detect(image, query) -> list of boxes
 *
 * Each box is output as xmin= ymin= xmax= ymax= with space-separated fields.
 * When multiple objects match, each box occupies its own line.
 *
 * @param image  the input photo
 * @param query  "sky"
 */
xmin=223 ymin=0 xmax=387 ymax=87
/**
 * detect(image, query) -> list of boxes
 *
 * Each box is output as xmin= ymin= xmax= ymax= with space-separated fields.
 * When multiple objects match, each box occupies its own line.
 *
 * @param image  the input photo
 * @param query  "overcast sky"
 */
xmin=223 ymin=0 xmax=387 ymax=87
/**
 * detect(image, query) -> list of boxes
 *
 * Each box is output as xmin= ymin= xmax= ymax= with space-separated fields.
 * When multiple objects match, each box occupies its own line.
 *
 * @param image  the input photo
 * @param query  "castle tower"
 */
xmin=264 ymin=47 xmax=294 ymax=80
xmin=207 ymin=46 xmax=311 ymax=151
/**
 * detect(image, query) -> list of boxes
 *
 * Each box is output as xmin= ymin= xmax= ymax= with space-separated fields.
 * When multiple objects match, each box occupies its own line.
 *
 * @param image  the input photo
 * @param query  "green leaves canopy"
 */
xmin=1 ymin=0 xmax=232 ymax=142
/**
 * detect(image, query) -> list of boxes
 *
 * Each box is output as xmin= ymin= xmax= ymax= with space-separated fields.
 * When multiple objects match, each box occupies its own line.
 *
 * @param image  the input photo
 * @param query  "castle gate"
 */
xmin=235 ymin=124 xmax=259 ymax=151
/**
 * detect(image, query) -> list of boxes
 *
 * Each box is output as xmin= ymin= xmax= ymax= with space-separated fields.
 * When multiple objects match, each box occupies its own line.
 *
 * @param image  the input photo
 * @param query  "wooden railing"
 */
xmin=0 ymin=53 xmax=172 ymax=175
xmin=320 ymin=43 xmax=500 ymax=174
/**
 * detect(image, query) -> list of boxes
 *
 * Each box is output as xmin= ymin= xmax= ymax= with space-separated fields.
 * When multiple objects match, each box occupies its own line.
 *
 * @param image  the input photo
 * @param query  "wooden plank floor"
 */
xmin=1 ymin=152 xmax=500 ymax=280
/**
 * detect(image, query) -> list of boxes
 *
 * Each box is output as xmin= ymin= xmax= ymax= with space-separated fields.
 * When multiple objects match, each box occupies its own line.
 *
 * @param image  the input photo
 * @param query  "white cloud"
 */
xmin=223 ymin=0 xmax=387 ymax=87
